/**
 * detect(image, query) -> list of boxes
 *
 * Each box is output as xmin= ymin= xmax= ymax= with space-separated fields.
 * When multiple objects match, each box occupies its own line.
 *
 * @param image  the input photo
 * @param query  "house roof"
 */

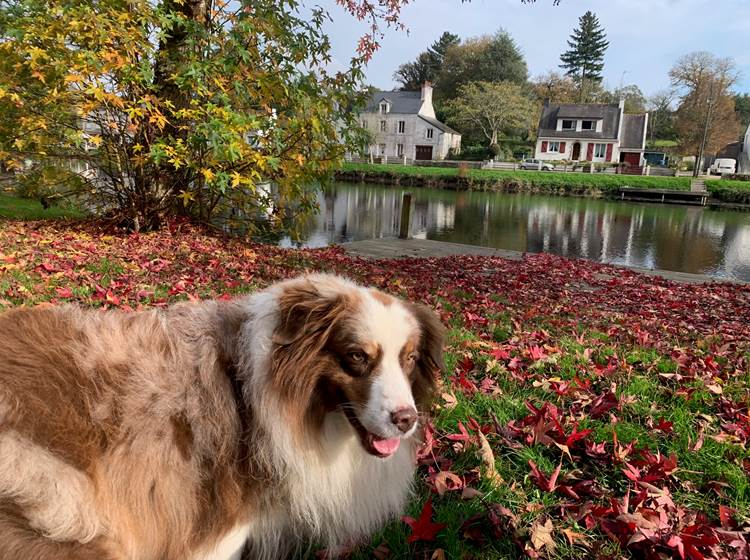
xmin=364 ymin=90 xmax=423 ymax=114
xmin=620 ymin=114 xmax=648 ymax=150
xmin=538 ymin=102 xmax=622 ymax=140
xmin=419 ymin=115 xmax=460 ymax=136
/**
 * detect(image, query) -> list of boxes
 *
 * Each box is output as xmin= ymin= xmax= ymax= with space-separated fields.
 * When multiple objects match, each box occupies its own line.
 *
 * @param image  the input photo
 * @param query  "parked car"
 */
xmin=709 ymin=158 xmax=736 ymax=175
xmin=520 ymin=159 xmax=555 ymax=171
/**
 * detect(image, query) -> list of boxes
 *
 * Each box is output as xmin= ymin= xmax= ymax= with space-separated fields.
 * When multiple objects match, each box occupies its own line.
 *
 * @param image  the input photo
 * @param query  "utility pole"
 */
xmin=695 ymin=83 xmax=716 ymax=178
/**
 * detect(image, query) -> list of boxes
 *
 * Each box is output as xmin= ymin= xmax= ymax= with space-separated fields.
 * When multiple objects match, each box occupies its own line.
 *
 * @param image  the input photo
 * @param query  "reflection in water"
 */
xmin=278 ymin=183 xmax=750 ymax=281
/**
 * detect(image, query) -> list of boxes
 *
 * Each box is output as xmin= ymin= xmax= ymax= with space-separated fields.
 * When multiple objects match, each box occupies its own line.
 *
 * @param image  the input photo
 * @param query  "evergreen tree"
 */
xmin=559 ymin=11 xmax=609 ymax=90
xmin=394 ymin=31 xmax=459 ymax=91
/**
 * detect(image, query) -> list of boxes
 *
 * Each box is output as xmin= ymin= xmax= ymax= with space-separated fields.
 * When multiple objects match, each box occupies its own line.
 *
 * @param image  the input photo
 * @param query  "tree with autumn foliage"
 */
xmin=444 ymin=81 xmax=536 ymax=154
xmin=0 ymin=0 xmax=407 ymax=231
xmin=670 ymin=52 xmax=741 ymax=176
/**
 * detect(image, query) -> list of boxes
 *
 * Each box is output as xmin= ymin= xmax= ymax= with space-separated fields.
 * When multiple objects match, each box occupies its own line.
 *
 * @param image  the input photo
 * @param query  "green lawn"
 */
xmin=705 ymin=179 xmax=750 ymax=204
xmin=339 ymin=162 xmax=692 ymax=193
xmin=1 ymin=217 xmax=749 ymax=559
xmin=0 ymin=193 xmax=85 ymax=220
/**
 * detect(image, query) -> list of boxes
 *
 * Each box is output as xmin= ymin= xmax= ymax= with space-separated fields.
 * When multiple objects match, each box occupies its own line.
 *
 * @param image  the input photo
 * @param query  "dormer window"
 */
xmin=561 ymin=120 xmax=575 ymax=130
xmin=379 ymin=102 xmax=388 ymax=115
xmin=581 ymin=120 xmax=595 ymax=130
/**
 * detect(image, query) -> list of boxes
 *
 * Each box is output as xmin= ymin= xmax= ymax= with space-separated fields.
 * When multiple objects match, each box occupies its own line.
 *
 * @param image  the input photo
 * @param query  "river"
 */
xmin=277 ymin=182 xmax=750 ymax=282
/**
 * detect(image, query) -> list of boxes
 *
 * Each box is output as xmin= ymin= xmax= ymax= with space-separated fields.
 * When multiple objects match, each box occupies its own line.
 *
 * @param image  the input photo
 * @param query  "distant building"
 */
xmin=360 ymin=82 xmax=461 ymax=161
xmin=739 ymin=124 xmax=750 ymax=175
xmin=534 ymin=100 xmax=649 ymax=166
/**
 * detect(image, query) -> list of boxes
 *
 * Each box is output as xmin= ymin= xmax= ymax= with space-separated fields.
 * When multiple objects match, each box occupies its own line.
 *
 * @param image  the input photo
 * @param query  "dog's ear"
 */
xmin=272 ymin=278 xmax=349 ymax=347
xmin=408 ymin=302 xmax=445 ymax=410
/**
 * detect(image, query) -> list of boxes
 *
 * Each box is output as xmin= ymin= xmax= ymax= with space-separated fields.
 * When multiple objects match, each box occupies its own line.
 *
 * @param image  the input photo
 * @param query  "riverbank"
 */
xmin=336 ymin=162 xmax=692 ymax=197
xmin=1 ymin=218 xmax=749 ymax=559
xmin=337 ymin=163 xmax=750 ymax=207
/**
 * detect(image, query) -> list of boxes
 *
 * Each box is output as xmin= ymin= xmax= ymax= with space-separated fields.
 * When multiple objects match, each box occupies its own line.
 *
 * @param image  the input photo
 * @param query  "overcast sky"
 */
xmin=316 ymin=0 xmax=750 ymax=96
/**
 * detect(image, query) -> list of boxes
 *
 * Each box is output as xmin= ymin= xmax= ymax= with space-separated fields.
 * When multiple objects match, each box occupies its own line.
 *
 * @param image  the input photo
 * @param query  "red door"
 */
xmin=623 ymin=152 xmax=641 ymax=166
xmin=415 ymin=145 xmax=433 ymax=160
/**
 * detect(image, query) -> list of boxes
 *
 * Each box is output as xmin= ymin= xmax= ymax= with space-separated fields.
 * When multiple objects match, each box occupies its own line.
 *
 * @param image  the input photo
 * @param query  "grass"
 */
xmin=0 ymin=192 xmax=85 ymax=220
xmin=1 ymin=216 xmax=749 ymax=559
xmin=705 ymin=178 xmax=750 ymax=204
xmin=339 ymin=162 xmax=692 ymax=193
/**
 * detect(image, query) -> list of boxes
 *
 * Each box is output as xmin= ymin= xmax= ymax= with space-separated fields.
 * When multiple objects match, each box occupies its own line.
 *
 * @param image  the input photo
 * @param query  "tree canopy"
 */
xmin=670 ymin=52 xmax=741 ymax=173
xmin=393 ymin=31 xmax=459 ymax=91
xmin=0 ymin=0 xmax=407 ymax=231
xmin=444 ymin=81 xmax=536 ymax=152
xmin=559 ymin=11 xmax=609 ymax=94
xmin=435 ymin=31 xmax=528 ymax=102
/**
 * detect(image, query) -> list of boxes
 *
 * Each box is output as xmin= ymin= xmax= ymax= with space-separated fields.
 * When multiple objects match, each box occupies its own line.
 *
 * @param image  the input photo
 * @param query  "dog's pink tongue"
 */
xmin=372 ymin=437 xmax=401 ymax=456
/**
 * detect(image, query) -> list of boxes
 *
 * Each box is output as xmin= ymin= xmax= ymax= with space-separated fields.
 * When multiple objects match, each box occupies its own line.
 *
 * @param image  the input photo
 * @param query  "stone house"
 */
xmin=360 ymin=82 xmax=461 ymax=161
xmin=534 ymin=100 xmax=648 ymax=166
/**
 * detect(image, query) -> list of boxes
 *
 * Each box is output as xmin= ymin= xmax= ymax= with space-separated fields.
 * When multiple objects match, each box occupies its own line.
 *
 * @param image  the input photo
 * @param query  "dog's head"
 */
xmin=270 ymin=274 xmax=444 ymax=458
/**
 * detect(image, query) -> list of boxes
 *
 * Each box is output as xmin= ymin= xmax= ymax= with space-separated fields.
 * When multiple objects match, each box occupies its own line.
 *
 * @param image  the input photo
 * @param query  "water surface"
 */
xmin=278 ymin=182 xmax=750 ymax=282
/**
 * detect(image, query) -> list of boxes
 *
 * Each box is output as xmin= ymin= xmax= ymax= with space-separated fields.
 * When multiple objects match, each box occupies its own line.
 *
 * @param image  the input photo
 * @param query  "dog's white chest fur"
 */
xmin=246 ymin=414 xmax=416 ymax=559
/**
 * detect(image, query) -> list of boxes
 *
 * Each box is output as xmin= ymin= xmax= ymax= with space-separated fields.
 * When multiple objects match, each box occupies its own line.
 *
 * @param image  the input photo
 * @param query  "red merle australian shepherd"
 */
xmin=0 ymin=274 xmax=444 ymax=560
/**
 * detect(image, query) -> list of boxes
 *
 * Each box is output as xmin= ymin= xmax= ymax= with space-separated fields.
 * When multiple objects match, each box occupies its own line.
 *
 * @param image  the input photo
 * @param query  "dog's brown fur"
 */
xmin=0 ymin=277 xmax=444 ymax=560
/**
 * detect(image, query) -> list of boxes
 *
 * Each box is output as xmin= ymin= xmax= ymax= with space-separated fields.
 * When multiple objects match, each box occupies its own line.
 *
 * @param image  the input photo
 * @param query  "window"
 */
xmin=379 ymin=143 xmax=386 ymax=155
xmin=397 ymin=120 xmax=405 ymax=134
xmin=581 ymin=120 xmax=595 ymax=130
xmin=561 ymin=120 xmax=575 ymax=130
xmin=379 ymin=102 xmax=388 ymax=115
xmin=426 ymin=128 xmax=434 ymax=139
xmin=594 ymin=143 xmax=607 ymax=158
xmin=548 ymin=141 xmax=561 ymax=153
xmin=361 ymin=120 xmax=367 ymax=129
xmin=380 ymin=120 xmax=387 ymax=132
xmin=397 ymin=143 xmax=404 ymax=157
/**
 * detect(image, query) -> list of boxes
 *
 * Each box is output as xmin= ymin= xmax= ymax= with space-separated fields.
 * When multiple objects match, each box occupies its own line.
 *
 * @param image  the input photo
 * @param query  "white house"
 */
xmin=360 ymin=82 xmax=461 ymax=161
xmin=534 ymin=100 xmax=649 ymax=166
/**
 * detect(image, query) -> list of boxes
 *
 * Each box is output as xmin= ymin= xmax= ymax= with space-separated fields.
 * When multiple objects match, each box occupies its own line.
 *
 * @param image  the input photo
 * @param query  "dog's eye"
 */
xmin=348 ymin=351 xmax=368 ymax=364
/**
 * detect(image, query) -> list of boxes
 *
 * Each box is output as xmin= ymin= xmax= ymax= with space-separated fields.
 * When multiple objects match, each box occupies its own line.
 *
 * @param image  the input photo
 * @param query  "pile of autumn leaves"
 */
xmin=1 ymin=219 xmax=749 ymax=559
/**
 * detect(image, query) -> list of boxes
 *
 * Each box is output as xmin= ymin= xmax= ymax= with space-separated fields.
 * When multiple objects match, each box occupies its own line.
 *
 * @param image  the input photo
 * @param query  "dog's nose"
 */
xmin=391 ymin=407 xmax=418 ymax=433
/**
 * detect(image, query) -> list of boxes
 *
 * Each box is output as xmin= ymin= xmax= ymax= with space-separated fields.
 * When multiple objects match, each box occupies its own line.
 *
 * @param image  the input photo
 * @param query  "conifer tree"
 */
xmin=559 ymin=11 xmax=609 ymax=92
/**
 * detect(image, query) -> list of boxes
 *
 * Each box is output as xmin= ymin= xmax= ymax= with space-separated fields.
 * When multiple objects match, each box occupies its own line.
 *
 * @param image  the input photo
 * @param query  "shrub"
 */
xmin=705 ymin=179 xmax=750 ymax=204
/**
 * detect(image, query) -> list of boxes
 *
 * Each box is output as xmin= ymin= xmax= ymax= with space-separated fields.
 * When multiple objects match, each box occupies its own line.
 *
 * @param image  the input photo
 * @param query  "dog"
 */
xmin=0 ymin=274 xmax=444 ymax=560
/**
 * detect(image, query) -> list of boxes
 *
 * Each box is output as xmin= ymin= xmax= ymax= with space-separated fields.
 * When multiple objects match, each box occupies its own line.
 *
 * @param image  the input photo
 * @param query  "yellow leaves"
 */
xmin=148 ymin=111 xmax=168 ymax=131
xmin=477 ymin=431 xmax=503 ymax=488
xmin=88 ymin=135 xmax=103 ymax=148
xmin=177 ymin=190 xmax=195 ymax=206
xmin=231 ymin=172 xmax=243 ymax=188
xmin=200 ymin=168 xmax=215 ymax=183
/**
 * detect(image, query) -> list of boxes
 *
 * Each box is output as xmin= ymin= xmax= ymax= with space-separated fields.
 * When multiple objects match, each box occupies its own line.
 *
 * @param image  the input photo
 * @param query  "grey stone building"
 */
xmin=360 ymin=82 xmax=461 ymax=161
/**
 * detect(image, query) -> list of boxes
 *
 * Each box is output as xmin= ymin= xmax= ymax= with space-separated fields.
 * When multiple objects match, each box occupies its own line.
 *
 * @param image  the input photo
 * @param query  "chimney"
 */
xmin=421 ymin=81 xmax=433 ymax=104
xmin=419 ymin=81 xmax=435 ymax=118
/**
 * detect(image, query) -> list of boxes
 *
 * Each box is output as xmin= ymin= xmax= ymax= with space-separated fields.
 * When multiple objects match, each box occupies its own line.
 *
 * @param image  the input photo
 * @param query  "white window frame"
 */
xmin=379 ymin=102 xmax=388 ymax=115
xmin=397 ymin=143 xmax=404 ymax=157
xmin=561 ymin=120 xmax=575 ymax=130
xmin=581 ymin=120 xmax=595 ymax=131
xmin=379 ymin=143 xmax=386 ymax=155
xmin=548 ymin=141 xmax=561 ymax=153
xmin=380 ymin=120 xmax=387 ymax=132
xmin=397 ymin=120 xmax=405 ymax=134
xmin=426 ymin=128 xmax=434 ymax=139
xmin=594 ymin=143 xmax=607 ymax=158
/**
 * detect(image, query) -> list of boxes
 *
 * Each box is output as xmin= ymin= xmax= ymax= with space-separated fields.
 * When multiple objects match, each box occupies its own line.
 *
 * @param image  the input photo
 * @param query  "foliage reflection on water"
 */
xmin=276 ymin=182 xmax=750 ymax=281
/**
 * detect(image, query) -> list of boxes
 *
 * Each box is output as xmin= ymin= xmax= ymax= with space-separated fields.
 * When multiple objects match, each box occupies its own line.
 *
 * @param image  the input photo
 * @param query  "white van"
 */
xmin=709 ymin=158 xmax=736 ymax=175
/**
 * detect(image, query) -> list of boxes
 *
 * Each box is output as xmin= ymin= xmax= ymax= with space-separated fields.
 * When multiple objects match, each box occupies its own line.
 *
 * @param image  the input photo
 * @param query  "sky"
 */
xmin=316 ymin=0 xmax=750 ymax=96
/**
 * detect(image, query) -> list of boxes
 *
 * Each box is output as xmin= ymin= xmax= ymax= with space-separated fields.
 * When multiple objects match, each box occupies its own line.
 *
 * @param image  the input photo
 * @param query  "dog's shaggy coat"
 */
xmin=0 ymin=274 xmax=444 ymax=560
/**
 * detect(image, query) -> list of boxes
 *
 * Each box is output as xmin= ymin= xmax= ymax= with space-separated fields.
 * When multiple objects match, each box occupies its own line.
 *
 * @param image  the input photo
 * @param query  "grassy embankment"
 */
xmin=337 ymin=163 xmax=692 ymax=196
xmin=705 ymin=179 xmax=750 ymax=205
xmin=0 ymin=192 xmax=85 ymax=220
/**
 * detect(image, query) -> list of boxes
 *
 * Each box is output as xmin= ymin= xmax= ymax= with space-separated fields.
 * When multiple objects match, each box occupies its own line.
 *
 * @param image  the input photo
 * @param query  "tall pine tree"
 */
xmin=559 ymin=11 xmax=609 ymax=95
